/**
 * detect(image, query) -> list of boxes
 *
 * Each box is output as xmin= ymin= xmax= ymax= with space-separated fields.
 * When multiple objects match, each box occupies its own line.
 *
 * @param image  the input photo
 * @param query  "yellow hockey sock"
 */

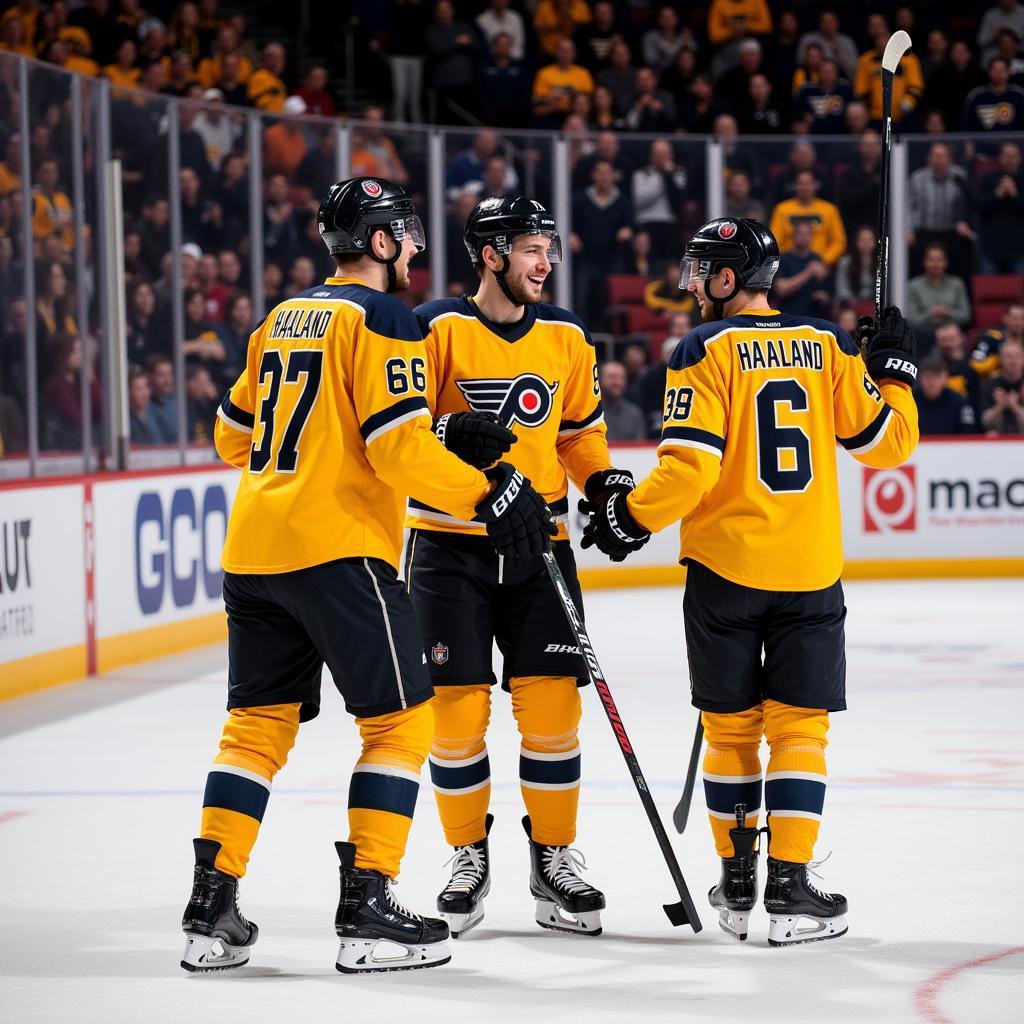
xmin=511 ymin=675 xmax=581 ymax=847
xmin=702 ymin=707 xmax=763 ymax=858
xmin=200 ymin=702 xmax=301 ymax=877
xmin=763 ymin=700 xmax=829 ymax=864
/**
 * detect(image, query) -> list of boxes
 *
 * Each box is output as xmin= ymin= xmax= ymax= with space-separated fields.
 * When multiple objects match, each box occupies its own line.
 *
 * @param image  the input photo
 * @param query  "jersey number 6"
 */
xmin=249 ymin=349 xmax=324 ymax=474
xmin=755 ymin=379 xmax=813 ymax=493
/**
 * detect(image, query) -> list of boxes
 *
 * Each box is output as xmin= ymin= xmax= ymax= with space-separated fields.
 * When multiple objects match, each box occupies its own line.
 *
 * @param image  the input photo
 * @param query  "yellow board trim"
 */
xmin=96 ymin=611 xmax=227 ymax=674
xmin=0 ymin=643 xmax=88 ymax=701
xmin=578 ymin=558 xmax=1024 ymax=590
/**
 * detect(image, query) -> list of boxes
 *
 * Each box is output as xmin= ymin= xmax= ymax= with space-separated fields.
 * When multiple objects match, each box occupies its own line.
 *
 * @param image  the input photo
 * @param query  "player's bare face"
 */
xmin=505 ymin=237 xmax=552 ymax=304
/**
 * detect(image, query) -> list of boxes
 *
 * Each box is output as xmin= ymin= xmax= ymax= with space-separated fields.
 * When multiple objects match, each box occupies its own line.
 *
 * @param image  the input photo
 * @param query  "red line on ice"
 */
xmin=914 ymin=946 xmax=1024 ymax=1024
xmin=0 ymin=811 xmax=28 ymax=825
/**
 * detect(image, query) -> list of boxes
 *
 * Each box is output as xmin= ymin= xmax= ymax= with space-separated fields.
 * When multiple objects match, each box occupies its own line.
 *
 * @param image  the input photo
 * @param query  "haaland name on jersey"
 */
xmin=736 ymin=337 xmax=824 ymax=373
xmin=268 ymin=306 xmax=335 ymax=340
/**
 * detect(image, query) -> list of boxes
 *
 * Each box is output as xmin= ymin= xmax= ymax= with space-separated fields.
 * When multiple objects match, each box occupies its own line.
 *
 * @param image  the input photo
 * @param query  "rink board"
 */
xmin=1 ymin=439 xmax=1022 ymax=698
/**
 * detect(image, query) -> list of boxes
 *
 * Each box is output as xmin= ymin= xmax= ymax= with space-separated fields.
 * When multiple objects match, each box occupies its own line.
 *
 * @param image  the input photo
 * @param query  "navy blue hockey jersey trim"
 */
xmin=298 ymin=282 xmax=424 ymax=341
xmin=837 ymin=406 xmax=890 ymax=451
xmin=660 ymin=426 xmax=726 ymax=453
xmin=359 ymin=396 xmax=430 ymax=444
xmin=559 ymin=401 xmax=604 ymax=432
xmin=219 ymin=394 xmax=255 ymax=430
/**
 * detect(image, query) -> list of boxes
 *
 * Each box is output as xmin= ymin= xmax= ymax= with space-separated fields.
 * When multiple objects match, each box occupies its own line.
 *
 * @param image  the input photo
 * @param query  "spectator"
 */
xmin=426 ymin=0 xmax=480 ymax=124
xmin=123 ymin=229 xmax=147 ymax=288
xmin=41 ymin=334 xmax=101 ymax=450
xmin=0 ymin=387 xmax=26 ymax=455
xmin=715 ymin=113 xmax=760 ymax=186
xmin=980 ymin=336 xmax=1024 ymax=433
xmin=631 ymin=139 xmax=687 ymax=265
xmin=676 ymin=71 xmax=730 ymax=133
xmin=576 ymin=0 xmax=619 ymax=73
xmin=262 ymin=97 xmax=308 ymax=176
xmin=295 ymin=127 xmax=337 ymax=210
xmin=643 ymin=6 xmax=693 ymax=77
xmin=35 ymin=260 xmax=77 ymax=354
xmin=198 ymin=25 xmax=252 ymax=90
xmin=791 ymin=41 xmax=824 ymax=95
xmin=915 ymin=352 xmax=977 ymax=435
xmin=213 ymin=151 xmax=249 ymax=242
xmin=596 ymin=39 xmax=636 ymax=118
xmin=31 ymin=155 xmax=74 ymax=255
xmin=736 ymin=73 xmax=785 ymax=134
xmin=924 ymin=40 xmax=986 ymax=130
xmin=769 ymin=169 xmax=846 ymax=268
xmin=587 ymin=83 xmax=620 ymax=129
xmin=920 ymin=28 xmax=950 ymax=86
xmin=446 ymin=130 xmax=517 ymax=201
xmin=476 ymin=0 xmax=525 ymax=61
xmin=907 ymin=142 xmax=972 ymax=279
xmin=837 ymin=130 xmax=882 ymax=236
xmin=192 ymin=90 xmax=238 ymax=171
xmin=479 ymin=154 xmax=513 ymax=200
xmin=634 ymin=320 xmax=690 ymax=437
xmin=643 ymin=263 xmax=698 ymax=319
xmin=387 ymin=0 xmax=430 ymax=124
xmin=855 ymin=13 xmax=923 ymax=125
xmin=797 ymin=9 xmax=858 ymax=80
xmin=961 ymin=56 xmax=1024 ymax=139
xmin=795 ymin=58 xmax=853 ymax=134
xmin=620 ymin=343 xmax=648 ymax=390
xmin=844 ymin=100 xmax=870 ymax=136
xmin=287 ymin=256 xmax=317 ymax=297
xmin=934 ymin=319 xmax=982 ymax=412
xmin=182 ymin=286 xmax=226 ymax=374
xmin=248 ymin=42 xmax=287 ymax=112
xmin=216 ymin=291 xmax=253 ymax=384
xmin=906 ymin=243 xmax=972 ymax=334
xmin=622 ymin=66 xmax=675 ymax=133
xmin=294 ymin=65 xmax=335 ymax=117
xmin=971 ymin=301 xmax=1024 ymax=378
xmin=162 ymin=50 xmax=198 ymax=97
xmin=532 ymin=38 xmax=594 ymax=127
xmin=973 ymin=142 xmax=1024 ymax=273
xmin=724 ymin=169 xmax=765 ymax=222
xmin=104 ymin=37 xmax=141 ymax=89
xmin=835 ymin=225 xmax=877 ymax=304
xmin=628 ymin=229 xmax=653 ymax=276
xmin=215 ymin=51 xmax=249 ymax=106
xmin=570 ymin=158 xmax=632 ymax=326
xmin=146 ymin=354 xmax=179 ymax=444
xmin=992 ymin=28 xmax=1024 ymax=79
xmin=358 ymin=106 xmax=411 ymax=185
xmin=179 ymin=166 xmax=222 ymax=252
xmin=600 ymin=360 xmax=646 ymax=441
xmin=573 ymin=129 xmax=631 ymax=189
xmin=480 ymin=31 xmax=530 ymax=127
xmin=263 ymin=261 xmax=285 ymax=309
xmin=186 ymin=363 xmax=220 ymax=443
xmin=167 ymin=2 xmax=201 ymax=65
xmin=716 ymin=38 xmax=764 ymax=112
xmin=978 ymin=0 xmax=1024 ymax=65
xmin=659 ymin=45 xmax=699 ymax=100
xmin=533 ymin=0 xmax=592 ymax=59
xmin=771 ymin=220 xmax=831 ymax=317
xmin=263 ymin=172 xmax=300 ymax=267
xmin=770 ymin=138 xmax=824 ymax=206
xmin=128 ymin=366 xmax=164 ymax=446
xmin=126 ymin=280 xmax=167 ymax=364
xmin=198 ymin=253 xmax=229 ymax=324
xmin=707 ymin=0 xmax=772 ymax=47
xmin=0 ymin=133 xmax=21 ymax=198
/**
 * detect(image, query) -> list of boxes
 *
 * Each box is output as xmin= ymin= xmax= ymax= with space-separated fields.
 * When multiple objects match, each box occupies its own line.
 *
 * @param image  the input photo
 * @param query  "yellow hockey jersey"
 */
xmin=628 ymin=308 xmax=919 ymax=591
xmin=409 ymin=296 xmax=610 ymax=540
xmin=214 ymin=278 xmax=490 ymax=574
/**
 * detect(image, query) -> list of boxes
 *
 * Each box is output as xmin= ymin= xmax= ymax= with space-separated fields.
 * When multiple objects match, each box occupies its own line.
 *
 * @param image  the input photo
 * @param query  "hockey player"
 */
xmin=408 ymin=197 xmax=631 ymax=938
xmin=179 ymin=178 xmax=556 ymax=974
xmin=581 ymin=218 xmax=919 ymax=946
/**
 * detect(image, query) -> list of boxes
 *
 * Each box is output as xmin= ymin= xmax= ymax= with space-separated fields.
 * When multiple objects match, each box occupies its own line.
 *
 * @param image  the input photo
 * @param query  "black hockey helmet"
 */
xmin=463 ymin=196 xmax=562 ymax=266
xmin=318 ymin=177 xmax=424 ymax=289
xmin=679 ymin=218 xmax=780 ymax=294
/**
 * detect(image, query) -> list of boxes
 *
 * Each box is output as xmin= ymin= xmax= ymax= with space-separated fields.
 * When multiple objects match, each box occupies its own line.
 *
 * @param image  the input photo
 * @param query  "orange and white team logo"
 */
xmin=863 ymin=466 xmax=917 ymax=533
xmin=718 ymin=221 xmax=737 ymax=239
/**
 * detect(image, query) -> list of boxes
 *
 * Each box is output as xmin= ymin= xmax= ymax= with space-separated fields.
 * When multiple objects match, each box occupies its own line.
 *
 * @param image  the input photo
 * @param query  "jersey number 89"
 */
xmin=664 ymin=386 xmax=694 ymax=422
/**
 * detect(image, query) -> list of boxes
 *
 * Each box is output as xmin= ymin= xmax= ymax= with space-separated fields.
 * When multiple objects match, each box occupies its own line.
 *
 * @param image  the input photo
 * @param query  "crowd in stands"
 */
xmin=2 ymin=0 xmax=1024 ymax=459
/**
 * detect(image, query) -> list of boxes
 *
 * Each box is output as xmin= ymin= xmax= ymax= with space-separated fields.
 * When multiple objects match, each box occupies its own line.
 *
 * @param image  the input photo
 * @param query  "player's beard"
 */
xmin=504 ymin=270 xmax=544 ymax=306
xmin=391 ymin=262 xmax=411 ymax=292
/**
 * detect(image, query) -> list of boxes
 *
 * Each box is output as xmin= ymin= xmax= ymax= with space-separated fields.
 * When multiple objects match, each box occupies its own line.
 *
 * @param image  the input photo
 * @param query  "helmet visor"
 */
xmin=391 ymin=215 xmax=426 ymax=253
xmin=678 ymin=255 xmax=711 ymax=290
xmin=510 ymin=230 xmax=562 ymax=264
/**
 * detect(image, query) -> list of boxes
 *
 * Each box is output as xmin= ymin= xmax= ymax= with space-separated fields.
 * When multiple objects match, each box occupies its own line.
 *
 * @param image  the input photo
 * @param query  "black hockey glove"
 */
xmin=578 ymin=492 xmax=651 ymax=563
xmin=476 ymin=462 xmax=558 ymax=558
xmin=434 ymin=411 xmax=517 ymax=469
xmin=583 ymin=468 xmax=636 ymax=505
xmin=856 ymin=306 xmax=918 ymax=388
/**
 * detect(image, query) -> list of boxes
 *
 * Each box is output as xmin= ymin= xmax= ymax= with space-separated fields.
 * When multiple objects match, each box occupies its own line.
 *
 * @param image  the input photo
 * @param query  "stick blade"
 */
xmin=882 ymin=31 xmax=912 ymax=73
xmin=663 ymin=900 xmax=703 ymax=932
xmin=672 ymin=795 xmax=690 ymax=834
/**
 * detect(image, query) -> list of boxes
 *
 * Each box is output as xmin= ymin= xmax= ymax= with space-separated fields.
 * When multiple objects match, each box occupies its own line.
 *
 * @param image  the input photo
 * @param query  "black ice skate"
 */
xmin=437 ymin=814 xmax=493 ymax=938
xmin=708 ymin=804 xmax=760 ymax=941
xmin=764 ymin=855 xmax=849 ymax=947
xmin=334 ymin=841 xmax=451 ymax=973
xmin=522 ymin=815 xmax=605 ymax=936
xmin=180 ymin=838 xmax=258 ymax=972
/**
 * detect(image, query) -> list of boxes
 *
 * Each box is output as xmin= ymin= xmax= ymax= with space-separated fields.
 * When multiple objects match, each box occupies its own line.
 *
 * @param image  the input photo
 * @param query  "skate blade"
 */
xmin=180 ymin=933 xmax=250 ymax=972
xmin=767 ymin=912 xmax=848 ymax=947
xmin=716 ymin=908 xmax=751 ymax=941
xmin=335 ymin=938 xmax=452 ymax=973
xmin=440 ymin=904 xmax=485 ymax=939
xmin=534 ymin=900 xmax=602 ymax=936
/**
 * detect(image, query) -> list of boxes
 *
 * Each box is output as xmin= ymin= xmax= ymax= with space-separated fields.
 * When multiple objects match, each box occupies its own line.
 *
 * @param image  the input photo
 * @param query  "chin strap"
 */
xmin=369 ymin=232 xmax=401 ymax=292
xmin=705 ymin=273 xmax=741 ymax=321
xmin=491 ymin=254 xmax=521 ymax=306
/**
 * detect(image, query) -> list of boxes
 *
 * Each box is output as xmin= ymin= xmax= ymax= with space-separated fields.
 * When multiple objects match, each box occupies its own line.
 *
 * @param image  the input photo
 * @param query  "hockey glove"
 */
xmin=583 ymin=468 xmax=637 ymax=505
xmin=477 ymin=462 xmax=558 ymax=558
xmin=435 ymin=411 xmax=517 ymax=469
xmin=578 ymin=492 xmax=651 ymax=563
xmin=857 ymin=306 xmax=918 ymax=388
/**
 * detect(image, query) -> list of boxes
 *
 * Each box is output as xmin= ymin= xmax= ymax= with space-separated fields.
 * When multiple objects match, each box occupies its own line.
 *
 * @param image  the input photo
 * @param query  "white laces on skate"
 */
xmin=804 ymin=852 xmax=835 ymax=902
xmin=385 ymin=880 xmax=422 ymax=921
xmin=543 ymin=846 xmax=594 ymax=895
xmin=442 ymin=844 xmax=486 ymax=894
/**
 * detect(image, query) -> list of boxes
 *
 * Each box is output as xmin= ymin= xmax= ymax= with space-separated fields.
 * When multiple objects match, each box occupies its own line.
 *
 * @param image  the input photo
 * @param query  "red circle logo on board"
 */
xmin=718 ymin=222 xmax=737 ymax=239
xmin=362 ymin=180 xmax=383 ymax=198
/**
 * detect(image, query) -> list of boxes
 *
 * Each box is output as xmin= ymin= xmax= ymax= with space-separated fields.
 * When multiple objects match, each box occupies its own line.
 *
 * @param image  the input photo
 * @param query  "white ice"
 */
xmin=2 ymin=579 xmax=1023 ymax=1024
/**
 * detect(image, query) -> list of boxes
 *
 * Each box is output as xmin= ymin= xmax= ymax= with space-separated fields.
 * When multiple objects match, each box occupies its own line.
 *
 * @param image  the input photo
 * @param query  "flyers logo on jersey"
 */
xmin=456 ymin=373 xmax=559 ymax=428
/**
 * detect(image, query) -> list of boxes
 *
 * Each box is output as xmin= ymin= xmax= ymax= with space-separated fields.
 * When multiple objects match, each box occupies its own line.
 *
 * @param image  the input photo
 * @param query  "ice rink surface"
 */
xmin=2 ymin=579 xmax=1023 ymax=1024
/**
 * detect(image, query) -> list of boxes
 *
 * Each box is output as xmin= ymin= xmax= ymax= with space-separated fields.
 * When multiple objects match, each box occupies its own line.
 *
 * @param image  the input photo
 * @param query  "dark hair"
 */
xmin=846 ymin=226 xmax=877 ymax=287
xmin=145 ymin=353 xmax=172 ymax=372
xmin=923 ymin=241 xmax=948 ymax=260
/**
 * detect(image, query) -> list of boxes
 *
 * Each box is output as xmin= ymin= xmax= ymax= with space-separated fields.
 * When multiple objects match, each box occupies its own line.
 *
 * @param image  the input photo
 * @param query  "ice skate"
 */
xmin=334 ymin=841 xmax=451 ymax=973
xmin=180 ymin=838 xmax=258 ymax=972
xmin=708 ymin=804 xmax=760 ymax=941
xmin=764 ymin=855 xmax=848 ymax=946
xmin=522 ymin=816 xmax=605 ymax=936
xmin=437 ymin=814 xmax=492 ymax=938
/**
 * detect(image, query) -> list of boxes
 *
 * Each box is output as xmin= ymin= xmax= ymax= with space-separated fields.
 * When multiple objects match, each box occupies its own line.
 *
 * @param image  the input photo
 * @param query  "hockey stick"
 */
xmin=873 ymin=30 xmax=913 ymax=321
xmin=671 ymin=717 xmax=704 ymax=834
xmin=541 ymin=549 xmax=702 ymax=931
